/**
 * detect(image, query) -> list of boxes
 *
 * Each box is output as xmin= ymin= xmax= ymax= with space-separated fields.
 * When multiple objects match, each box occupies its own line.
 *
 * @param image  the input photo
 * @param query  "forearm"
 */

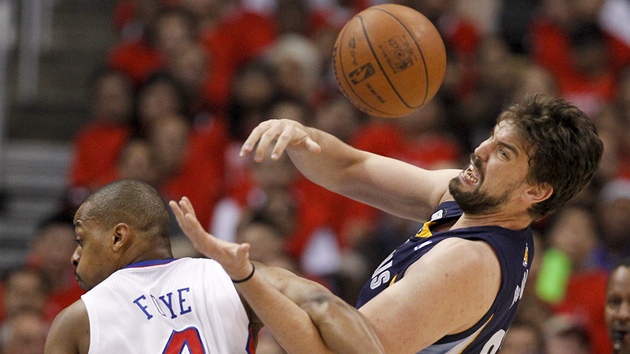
xmin=287 ymin=127 xmax=450 ymax=219
xmin=258 ymin=264 xmax=385 ymax=354
xmin=286 ymin=126 xmax=366 ymax=194
xmin=233 ymin=264 xmax=335 ymax=354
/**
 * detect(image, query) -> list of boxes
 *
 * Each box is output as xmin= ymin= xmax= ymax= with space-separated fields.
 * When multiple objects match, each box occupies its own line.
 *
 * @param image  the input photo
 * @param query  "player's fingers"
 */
xmin=184 ymin=212 xmax=204 ymax=234
xmin=179 ymin=196 xmax=197 ymax=218
xmin=252 ymin=121 xmax=287 ymax=162
xmin=169 ymin=201 xmax=188 ymax=230
xmin=240 ymin=120 xmax=274 ymax=159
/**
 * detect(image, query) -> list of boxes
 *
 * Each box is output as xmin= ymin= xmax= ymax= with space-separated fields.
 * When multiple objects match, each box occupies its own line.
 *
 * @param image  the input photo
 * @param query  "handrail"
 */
xmin=0 ymin=0 xmax=15 ymax=182
xmin=17 ymin=0 xmax=44 ymax=103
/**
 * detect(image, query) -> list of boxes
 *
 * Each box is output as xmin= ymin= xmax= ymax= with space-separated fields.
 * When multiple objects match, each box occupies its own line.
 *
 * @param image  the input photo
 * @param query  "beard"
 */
xmin=449 ymin=155 xmax=511 ymax=215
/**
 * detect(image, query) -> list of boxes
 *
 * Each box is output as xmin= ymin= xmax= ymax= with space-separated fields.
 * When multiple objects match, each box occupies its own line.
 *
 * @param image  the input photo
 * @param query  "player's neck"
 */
xmin=125 ymin=248 xmax=175 ymax=268
xmin=452 ymin=211 xmax=532 ymax=231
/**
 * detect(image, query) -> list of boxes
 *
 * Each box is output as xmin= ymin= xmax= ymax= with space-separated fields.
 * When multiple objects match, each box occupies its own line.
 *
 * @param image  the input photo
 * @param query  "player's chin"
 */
xmin=75 ymin=274 xmax=91 ymax=291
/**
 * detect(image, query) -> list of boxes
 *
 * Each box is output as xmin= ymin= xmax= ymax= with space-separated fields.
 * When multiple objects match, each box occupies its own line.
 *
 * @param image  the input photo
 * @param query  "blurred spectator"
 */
xmin=614 ymin=68 xmax=630 ymax=180
xmin=152 ymin=7 xmax=199 ymax=65
xmin=211 ymin=143 xmax=341 ymax=280
xmin=594 ymin=179 xmax=630 ymax=271
xmin=352 ymin=99 xmax=464 ymax=174
xmin=313 ymin=94 xmax=364 ymax=144
xmin=266 ymin=34 xmax=322 ymax=104
xmin=497 ymin=0 xmax=539 ymax=54
xmin=0 ymin=310 xmax=48 ymax=354
xmin=511 ymin=61 xmax=559 ymax=102
xmin=113 ymin=138 xmax=157 ymax=186
xmin=226 ymin=59 xmax=279 ymax=143
xmin=544 ymin=314 xmax=592 ymax=354
xmin=605 ymin=256 xmax=630 ymax=353
xmin=0 ymin=267 xmax=50 ymax=324
xmin=394 ymin=0 xmax=481 ymax=100
xmin=591 ymin=105 xmax=625 ymax=184
xmin=165 ymin=42 xmax=215 ymax=119
xmin=223 ymin=60 xmax=280 ymax=196
xmin=108 ymin=6 xmax=199 ymax=87
xmin=500 ymin=316 xmax=546 ymax=354
xmin=112 ymin=0 xmax=176 ymax=41
xmin=538 ymin=203 xmax=611 ymax=354
xmin=528 ymin=0 xmax=630 ymax=116
xmin=149 ymin=114 xmax=191 ymax=185
xmin=264 ymin=94 xmax=312 ymax=125
xmin=147 ymin=113 xmax=226 ymax=231
xmin=183 ymin=0 xmax=276 ymax=110
xmin=600 ymin=0 xmax=630 ymax=47
xmin=68 ymin=68 xmax=134 ymax=191
xmin=236 ymin=208 xmax=298 ymax=272
xmin=464 ymin=35 xmax=520 ymax=149
xmin=395 ymin=0 xmax=481 ymax=59
xmin=25 ymin=213 xmax=84 ymax=322
xmin=132 ymin=72 xmax=190 ymax=136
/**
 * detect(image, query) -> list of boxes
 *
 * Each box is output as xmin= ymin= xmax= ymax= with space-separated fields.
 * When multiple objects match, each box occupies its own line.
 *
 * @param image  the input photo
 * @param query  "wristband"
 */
xmin=231 ymin=264 xmax=255 ymax=283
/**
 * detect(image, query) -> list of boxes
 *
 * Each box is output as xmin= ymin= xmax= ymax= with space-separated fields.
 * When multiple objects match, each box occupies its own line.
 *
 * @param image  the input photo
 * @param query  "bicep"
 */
xmin=45 ymin=300 xmax=90 ymax=354
xmin=357 ymin=239 xmax=501 ymax=353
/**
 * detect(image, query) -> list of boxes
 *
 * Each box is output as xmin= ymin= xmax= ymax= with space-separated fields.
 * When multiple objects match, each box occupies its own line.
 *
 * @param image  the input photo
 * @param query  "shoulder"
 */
xmin=46 ymin=300 xmax=90 ymax=353
xmin=405 ymin=237 xmax=501 ymax=295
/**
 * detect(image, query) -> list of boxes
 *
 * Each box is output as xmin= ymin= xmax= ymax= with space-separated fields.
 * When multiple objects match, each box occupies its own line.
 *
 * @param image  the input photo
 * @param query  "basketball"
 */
xmin=332 ymin=4 xmax=446 ymax=118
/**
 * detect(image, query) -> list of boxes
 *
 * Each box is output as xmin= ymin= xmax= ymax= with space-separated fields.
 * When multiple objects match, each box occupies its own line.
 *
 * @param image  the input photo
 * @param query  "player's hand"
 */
xmin=240 ymin=119 xmax=321 ymax=162
xmin=169 ymin=197 xmax=252 ymax=280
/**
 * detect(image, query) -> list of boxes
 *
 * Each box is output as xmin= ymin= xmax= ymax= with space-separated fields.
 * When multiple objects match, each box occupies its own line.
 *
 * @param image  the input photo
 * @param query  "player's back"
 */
xmin=81 ymin=258 xmax=254 ymax=353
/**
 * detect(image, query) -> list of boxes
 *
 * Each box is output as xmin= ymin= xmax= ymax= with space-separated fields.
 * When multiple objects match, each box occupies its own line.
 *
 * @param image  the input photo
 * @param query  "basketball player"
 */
xmin=606 ymin=257 xmax=630 ymax=354
xmin=44 ymin=179 xmax=384 ymax=354
xmin=173 ymin=94 xmax=603 ymax=353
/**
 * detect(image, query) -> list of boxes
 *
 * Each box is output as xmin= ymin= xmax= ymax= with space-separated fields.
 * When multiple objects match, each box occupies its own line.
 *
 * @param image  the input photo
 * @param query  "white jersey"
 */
xmin=81 ymin=258 xmax=253 ymax=354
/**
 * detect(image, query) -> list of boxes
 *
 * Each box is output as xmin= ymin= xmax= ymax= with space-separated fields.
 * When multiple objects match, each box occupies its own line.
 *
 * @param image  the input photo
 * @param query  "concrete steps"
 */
xmin=0 ymin=0 xmax=117 ymax=272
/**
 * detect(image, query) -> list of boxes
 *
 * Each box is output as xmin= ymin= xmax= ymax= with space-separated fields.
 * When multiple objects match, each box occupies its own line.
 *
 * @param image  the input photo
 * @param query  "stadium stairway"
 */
xmin=0 ymin=0 xmax=116 ymax=272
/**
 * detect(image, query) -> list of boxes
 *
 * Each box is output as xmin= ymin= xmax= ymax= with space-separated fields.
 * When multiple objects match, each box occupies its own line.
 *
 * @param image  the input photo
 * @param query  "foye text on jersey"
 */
xmin=132 ymin=287 xmax=192 ymax=320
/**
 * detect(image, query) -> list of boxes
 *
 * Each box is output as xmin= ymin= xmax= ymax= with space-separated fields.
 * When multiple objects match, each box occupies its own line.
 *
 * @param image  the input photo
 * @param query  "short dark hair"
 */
xmin=83 ymin=179 xmax=170 ymax=246
xmin=612 ymin=257 xmax=630 ymax=272
xmin=499 ymin=94 xmax=603 ymax=218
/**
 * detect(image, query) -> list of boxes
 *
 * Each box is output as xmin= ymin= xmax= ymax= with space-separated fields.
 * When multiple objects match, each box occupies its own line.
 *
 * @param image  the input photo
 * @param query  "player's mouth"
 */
xmin=612 ymin=328 xmax=629 ymax=350
xmin=460 ymin=161 xmax=480 ymax=186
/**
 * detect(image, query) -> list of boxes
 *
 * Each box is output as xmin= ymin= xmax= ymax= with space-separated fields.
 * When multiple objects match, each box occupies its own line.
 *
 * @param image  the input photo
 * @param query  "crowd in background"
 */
xmin=2 ymin=0 xmax=630 ymax=352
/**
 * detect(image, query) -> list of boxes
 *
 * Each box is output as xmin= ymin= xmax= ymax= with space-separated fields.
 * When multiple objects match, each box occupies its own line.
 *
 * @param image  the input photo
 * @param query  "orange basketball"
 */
xmin=333 ymin=4 xmax=446 ymax=118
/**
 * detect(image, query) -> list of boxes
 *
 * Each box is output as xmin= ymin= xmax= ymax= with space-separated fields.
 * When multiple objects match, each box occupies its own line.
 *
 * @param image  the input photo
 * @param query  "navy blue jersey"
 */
xmin=356 ymin=201 xmax=533 ymax=353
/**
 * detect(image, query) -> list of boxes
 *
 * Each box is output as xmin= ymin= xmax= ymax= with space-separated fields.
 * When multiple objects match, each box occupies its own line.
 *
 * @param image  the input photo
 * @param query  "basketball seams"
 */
xmin=331 ymin=4 xmax=445 ymax=118
xmin=372 ymin=7 xmax=430 ymax=107
xmin=370 ymin=8 xmax=429 ymax=109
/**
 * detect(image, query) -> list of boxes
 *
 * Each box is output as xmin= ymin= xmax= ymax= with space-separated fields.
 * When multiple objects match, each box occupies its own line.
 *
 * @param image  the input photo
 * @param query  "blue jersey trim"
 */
xmin=124 ymin=258 xmax=177 ymax=269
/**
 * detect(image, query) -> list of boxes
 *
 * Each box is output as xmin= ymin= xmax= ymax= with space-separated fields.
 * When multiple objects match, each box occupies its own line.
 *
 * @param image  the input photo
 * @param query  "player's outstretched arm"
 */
xmin=170 ymin=197 xmax=384 ymax=354
xmin=241 ymin=119 xmax=458 ymax=221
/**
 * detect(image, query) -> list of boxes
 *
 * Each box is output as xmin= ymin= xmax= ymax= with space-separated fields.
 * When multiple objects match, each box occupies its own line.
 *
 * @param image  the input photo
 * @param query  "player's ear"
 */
xmin=525 ymin=183 xmax=553 ymax=204
xmin=111 ymin=223 xmax=130 ymax=251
